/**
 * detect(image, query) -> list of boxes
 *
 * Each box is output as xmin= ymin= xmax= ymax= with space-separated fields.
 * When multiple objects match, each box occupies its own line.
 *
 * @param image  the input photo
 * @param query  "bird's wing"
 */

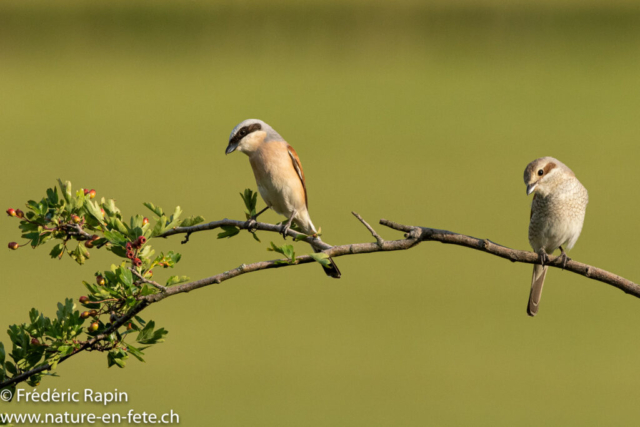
xmin=287 ymin=145 xmax=308 ymax=209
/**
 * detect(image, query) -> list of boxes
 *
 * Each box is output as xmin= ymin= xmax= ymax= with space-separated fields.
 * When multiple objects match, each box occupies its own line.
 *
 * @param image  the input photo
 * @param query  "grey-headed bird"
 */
xmin=225 ymin=119 xmax=341 ymax=278
xmin=524 ymin=157 xmax=588 ymax=316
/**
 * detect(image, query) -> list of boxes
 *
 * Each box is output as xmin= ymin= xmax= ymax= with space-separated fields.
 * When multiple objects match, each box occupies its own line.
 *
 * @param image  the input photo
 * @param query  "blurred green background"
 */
xmin=2 ymin=0 xmax=640 ymax=425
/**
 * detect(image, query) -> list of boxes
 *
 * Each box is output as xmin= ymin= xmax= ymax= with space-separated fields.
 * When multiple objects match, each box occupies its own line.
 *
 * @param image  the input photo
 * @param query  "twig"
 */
xmin=129 ymin=268 xmax=168 ymax=292
xmin=352 ymin=211 xmax=384 ymax=246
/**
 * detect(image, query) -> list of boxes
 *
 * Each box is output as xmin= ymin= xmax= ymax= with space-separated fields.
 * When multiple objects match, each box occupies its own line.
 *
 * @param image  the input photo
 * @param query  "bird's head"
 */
xmin=226 ymin=119 xmax=281 ymax=155
xmin=523 ymin=157 xmax=574 ymax=196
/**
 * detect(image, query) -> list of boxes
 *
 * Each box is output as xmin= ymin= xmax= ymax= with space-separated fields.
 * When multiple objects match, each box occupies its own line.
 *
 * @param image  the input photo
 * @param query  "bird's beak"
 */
xmin=526 ymin=183 xmax=537 ymax=195
xmin=225 ymin=142 xmax=238 ymax=155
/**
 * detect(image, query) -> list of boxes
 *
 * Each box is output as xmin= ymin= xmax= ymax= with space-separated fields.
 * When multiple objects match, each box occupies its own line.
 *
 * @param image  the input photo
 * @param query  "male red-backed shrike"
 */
xmin=225 ymin=119 xmax=341 ymax=278
xmin=524 ymin=157 xmax=588 ymax=316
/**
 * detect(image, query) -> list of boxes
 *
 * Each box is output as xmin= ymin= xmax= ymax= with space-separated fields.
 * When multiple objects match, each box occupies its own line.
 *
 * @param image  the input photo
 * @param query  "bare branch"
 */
xmin=159 ymin=218 xmax=331 ymax=251
xmin=352 ymin=212 xmax=384 ymax=246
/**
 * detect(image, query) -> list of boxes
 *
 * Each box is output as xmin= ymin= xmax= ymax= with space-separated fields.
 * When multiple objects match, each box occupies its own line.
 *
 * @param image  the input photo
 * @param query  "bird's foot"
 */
xmin=244 ymin=218 xmax=258 ymax=233
xmin=280 ymin=223 xmax=290 ymax=240
xmin=559 ymin=248 xmax=571 ymax=270
xmin=538 ymin=251 xmax=549 ymax=267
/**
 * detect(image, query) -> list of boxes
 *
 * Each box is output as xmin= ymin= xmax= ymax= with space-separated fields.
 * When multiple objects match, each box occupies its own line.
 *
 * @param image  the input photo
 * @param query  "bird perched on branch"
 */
xmin=225 ymin=119 xmax=341 ymax=278
xmin=524 ymin=157 xmax=588 ymax=316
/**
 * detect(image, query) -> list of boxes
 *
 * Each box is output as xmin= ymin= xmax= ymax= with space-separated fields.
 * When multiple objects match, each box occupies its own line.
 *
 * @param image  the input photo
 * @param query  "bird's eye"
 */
xmin=538 ymin=169 xmax=544 ymax=176
xmin=240 ymin=129 xmax=247 ymax=136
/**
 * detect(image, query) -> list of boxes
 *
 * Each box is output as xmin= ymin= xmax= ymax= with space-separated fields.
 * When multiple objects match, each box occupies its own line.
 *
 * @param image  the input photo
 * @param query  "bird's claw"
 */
xmin=280 ymin=223 xmax=290 ymax=240
xmin=539 ymin=251 xmax=549 ymax=267
xmin=559 ymin=252 xmax=571 ymax=270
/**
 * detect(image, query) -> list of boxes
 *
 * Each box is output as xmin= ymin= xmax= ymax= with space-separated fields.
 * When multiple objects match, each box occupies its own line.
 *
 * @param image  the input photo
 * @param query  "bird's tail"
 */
xmin=314 ymin=247 xmax=341 ymax=279
xmin=295 ymin=212 xmax=340 ymax=279
xmin=527 ymin=264 xmax=548 ymax=317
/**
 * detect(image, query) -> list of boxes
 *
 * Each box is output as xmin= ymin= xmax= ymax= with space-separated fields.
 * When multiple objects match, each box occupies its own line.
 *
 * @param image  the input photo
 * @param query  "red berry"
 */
xmin=100 ymin=208 xmax=106 ymax=216
xmin=96 ymin=275 xmax=105 ymax=286
xmin=88 ymin=189 xmax=96 ymax=199
xmin=15 ymin=209 xmax=24 ymax=218
xmin=6 ymin=208 xmax=16 ymax=217
xmin=133 ymin=258 xmax=142 ymax=267
xmin=138 ymin=236 xmax=147 ymax=245
xmin=79 ymin=296 xmax=89 ymax=303
xmin=89 ymin=310 xmax=98 ymax=317
xmin=127 ymin=323 xmax=133 ymax=330
xmin=88 ymin=322 xmax=99 ymax=332
xmin=126 ymin=242 xmax=132 ymax=250
xmin=8 ymin=242 xmax=19 ymax=250
xmin=142 ymin=217 xmax=149 ymax=226
xmin=71 ymin=214 xmax=82 ymax=224
xmin=84 ymin=240 xmax=94 ymax=248
xmin=83 ymin=189 xmax=90 ymax=195
xmin=126 ymin=250 xmax=134 ymax=259
xmin=81 ymin=311 xmax=91 ymax=319
xmin=31 ymin=338 xmax=39 ymax=346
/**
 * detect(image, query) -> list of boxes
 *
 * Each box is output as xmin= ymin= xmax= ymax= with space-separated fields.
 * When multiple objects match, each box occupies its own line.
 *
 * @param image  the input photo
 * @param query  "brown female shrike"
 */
xmin=524 ymin=157 xmax=588 ymax=316
xmin=225 ymin=119 xmax=341 ymax=278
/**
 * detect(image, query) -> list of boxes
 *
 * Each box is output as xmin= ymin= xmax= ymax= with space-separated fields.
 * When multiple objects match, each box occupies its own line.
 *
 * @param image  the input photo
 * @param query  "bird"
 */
xmin=225 ymin=118 xmax=341 ymax=278
xmin=523 ymin=157 xmax=588 ymax=316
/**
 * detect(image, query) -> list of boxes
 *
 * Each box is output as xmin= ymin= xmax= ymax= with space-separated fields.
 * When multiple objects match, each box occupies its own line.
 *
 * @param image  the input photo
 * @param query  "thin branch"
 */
xmin=130 ymin=268 xmax=168 ymax=292
xmin=3 ymin=214 xmax=638 ymax=390
xmin=159 ymin=218 xmax=331 ymax=251
xmin=352 ymin=211 xmax=384 ymax=246
xmin=378 ymin=219 xmax=640 ymax=298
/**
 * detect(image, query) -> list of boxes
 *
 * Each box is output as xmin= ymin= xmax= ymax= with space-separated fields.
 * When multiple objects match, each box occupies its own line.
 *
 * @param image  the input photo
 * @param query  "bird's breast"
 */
xmin=249 ymin=143 xmax=307 ymax=217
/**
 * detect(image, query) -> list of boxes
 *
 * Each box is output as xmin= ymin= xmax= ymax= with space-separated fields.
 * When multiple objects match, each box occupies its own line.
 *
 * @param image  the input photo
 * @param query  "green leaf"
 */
xmin=49 ymin=243 xmax=64 ymax=259
xmin=179 ymin=215 xmax=205 ymax=227
xmin=109 ymin=217 xmax=129 ymax=235
xmin=217 ymin=225 xmax=240 ymax=239
xmin=57 ymin=179 xmax=72 ymax=204
xmin=126 ymin=344 xmax=146 ymax=362
xmin=103 ymin=199 xmax=121 ymax=216
xmin=295 ymin=233 xmax=310 ymax=242
xmin=70 ymin=244 xmax=89 ymax=265
xmin=143 ymin=202 xmax=164 ymax=218
xmin=251 ymin=232 xmax=261 ymax=243
xmin=151 ymin=215 xmax=167 ymax=237
xmin=267 ymin=242 xmax=295 ymax=263
xmin=136 ymin=321 xmax=168 ymax=345
xmin=164 ymin=206 xmax=183 ymax=231
xmin=103 ymin=229 xmax=127 ymax=245
xmin=84 ymin=199 xmax=105 ymax=222
xmin=47 ymin=186 xmax=59 ymax=205
xmin=57 ymin=346 xmax=74 ymax=357
xmin=309 ymin=252 xmax=331 ymax=267
xmin=119 ymin=267 xmax=134 ymax=288
xmin=166 ymin=275 xmax=190 ymax=286
xmin=130 ymin=215 xmax=144 ymax=231
xmin=107 ymin=349 xmax=128 ymax=369
xmin=282 ymin=245 xmax=295 ymax=260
